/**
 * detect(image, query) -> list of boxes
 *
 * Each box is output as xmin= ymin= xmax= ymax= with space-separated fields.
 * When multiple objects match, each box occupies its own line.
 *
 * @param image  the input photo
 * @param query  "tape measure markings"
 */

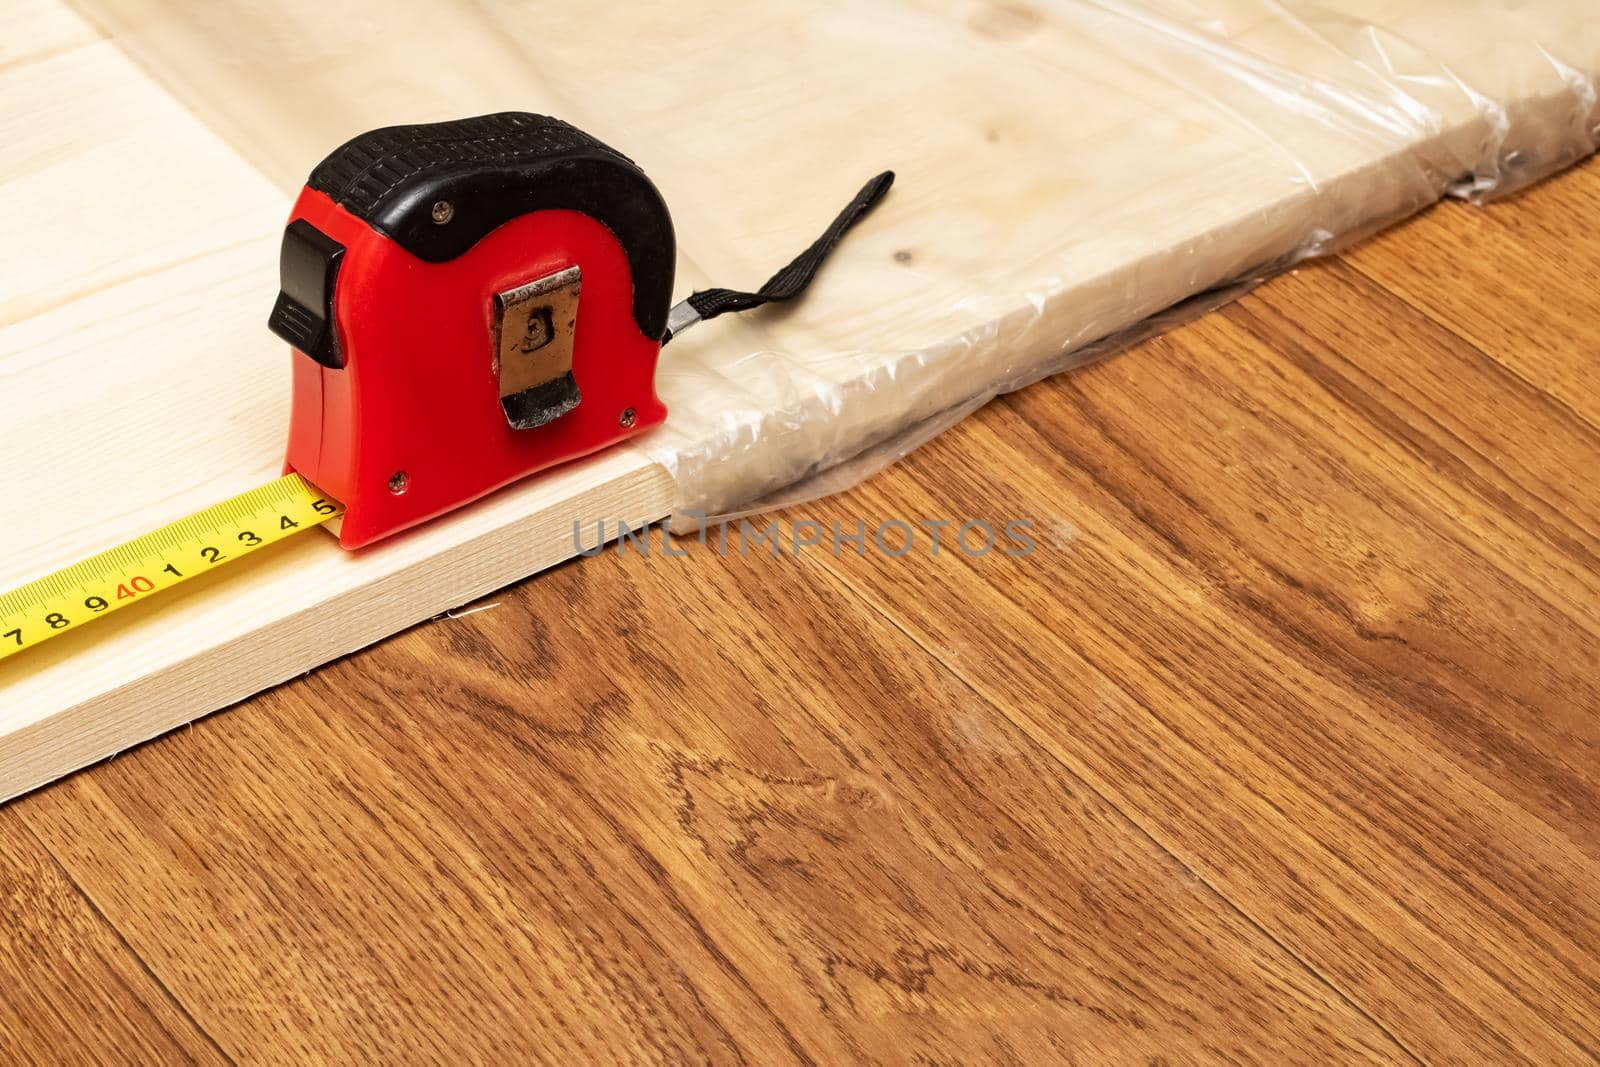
xmin=0 ymin=474 xmax=342 ymax=663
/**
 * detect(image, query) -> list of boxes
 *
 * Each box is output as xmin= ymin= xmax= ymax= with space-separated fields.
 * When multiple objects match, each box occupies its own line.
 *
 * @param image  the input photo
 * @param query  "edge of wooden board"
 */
xmin=0 ymin=449 xmax=673 ymax=803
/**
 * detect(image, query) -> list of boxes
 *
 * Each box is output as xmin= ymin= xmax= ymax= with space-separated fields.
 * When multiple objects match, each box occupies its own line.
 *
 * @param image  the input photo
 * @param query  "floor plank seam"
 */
xmin=1339 ymin=209 xmax=1600 ymax=441
xmin=17 ymin=812 xmax=236 ymax=1065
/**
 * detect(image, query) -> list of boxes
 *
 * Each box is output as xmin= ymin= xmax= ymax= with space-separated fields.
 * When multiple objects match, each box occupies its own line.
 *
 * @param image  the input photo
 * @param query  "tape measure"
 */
xmin=2 ymin=113 xmax=889 ymax=666
xmin=0 ymin=475 xmax=342 ymax=663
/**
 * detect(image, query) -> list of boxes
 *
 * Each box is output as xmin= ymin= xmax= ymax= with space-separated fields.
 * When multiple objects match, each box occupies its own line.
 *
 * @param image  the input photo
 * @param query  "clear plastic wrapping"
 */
xmin=80 ymin=0 xmax=1600 ymax=530
xmin=634 ymin=0 xmax=1600 ymax=528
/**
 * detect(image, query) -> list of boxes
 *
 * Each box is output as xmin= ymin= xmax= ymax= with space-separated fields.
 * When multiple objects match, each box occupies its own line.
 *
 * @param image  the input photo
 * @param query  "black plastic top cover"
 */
xmin=305 ymin=112 xmax=676 ymax=340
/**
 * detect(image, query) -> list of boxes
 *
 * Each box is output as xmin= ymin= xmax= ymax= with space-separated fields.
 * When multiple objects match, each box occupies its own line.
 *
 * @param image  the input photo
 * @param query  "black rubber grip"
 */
xmin=306 ymin=112 xmax=675 ymax=340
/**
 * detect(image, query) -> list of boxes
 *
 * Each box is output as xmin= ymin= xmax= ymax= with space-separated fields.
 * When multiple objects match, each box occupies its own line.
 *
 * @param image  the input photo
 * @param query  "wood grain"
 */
xmin=801 ymin=162 xmax=1600 ymax=1060
xmin=11 ymin=533 xmax=1404 ymax=1063
xmin=1 ymin=155 xmax=1595 ymax=1062
xmin=0 ymin=814 xmax=223 ymax=1063
xmin=1341 ymin=170 xmax=1600 ymax=428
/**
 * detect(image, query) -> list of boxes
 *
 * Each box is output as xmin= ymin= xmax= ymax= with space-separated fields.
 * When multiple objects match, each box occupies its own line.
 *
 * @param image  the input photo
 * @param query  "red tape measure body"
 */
xmin=284 ymin=187 xmax=667 ymax=548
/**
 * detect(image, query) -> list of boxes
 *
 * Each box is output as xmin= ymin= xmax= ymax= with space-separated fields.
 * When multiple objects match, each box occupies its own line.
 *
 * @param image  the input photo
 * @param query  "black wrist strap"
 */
xmin=663 ymin=170 xmax=895 ymax=342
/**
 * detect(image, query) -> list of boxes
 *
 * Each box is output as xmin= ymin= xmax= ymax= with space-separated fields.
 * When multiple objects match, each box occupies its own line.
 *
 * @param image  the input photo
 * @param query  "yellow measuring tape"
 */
xmin=0 ymin=474 xmax=343 ymax=664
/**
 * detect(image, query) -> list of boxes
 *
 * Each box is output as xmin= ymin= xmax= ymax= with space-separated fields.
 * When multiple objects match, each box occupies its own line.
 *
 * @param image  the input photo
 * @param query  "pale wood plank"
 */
xmin=76 ymin=0 xmax=1599 ymax=513
xmin=3 ymin=0 xmax=1596 ymax=802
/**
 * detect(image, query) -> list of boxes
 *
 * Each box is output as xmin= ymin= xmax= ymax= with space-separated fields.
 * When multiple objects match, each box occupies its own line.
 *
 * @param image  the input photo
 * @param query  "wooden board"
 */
xmin=2 ymin=0 xmax=1597 ymax=799
xmin=72 ymin=0 xmax=1600 ymax=513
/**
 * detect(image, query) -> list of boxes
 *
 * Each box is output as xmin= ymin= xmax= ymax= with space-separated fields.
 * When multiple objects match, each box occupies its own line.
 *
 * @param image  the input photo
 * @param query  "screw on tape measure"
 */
xmin=0 ymin=474 xmax=343 ymax=664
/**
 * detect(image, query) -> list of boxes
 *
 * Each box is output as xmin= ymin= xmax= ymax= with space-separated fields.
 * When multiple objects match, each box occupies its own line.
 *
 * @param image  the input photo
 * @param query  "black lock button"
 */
xmin=268 ymin=219 xmax=346 ymax=369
